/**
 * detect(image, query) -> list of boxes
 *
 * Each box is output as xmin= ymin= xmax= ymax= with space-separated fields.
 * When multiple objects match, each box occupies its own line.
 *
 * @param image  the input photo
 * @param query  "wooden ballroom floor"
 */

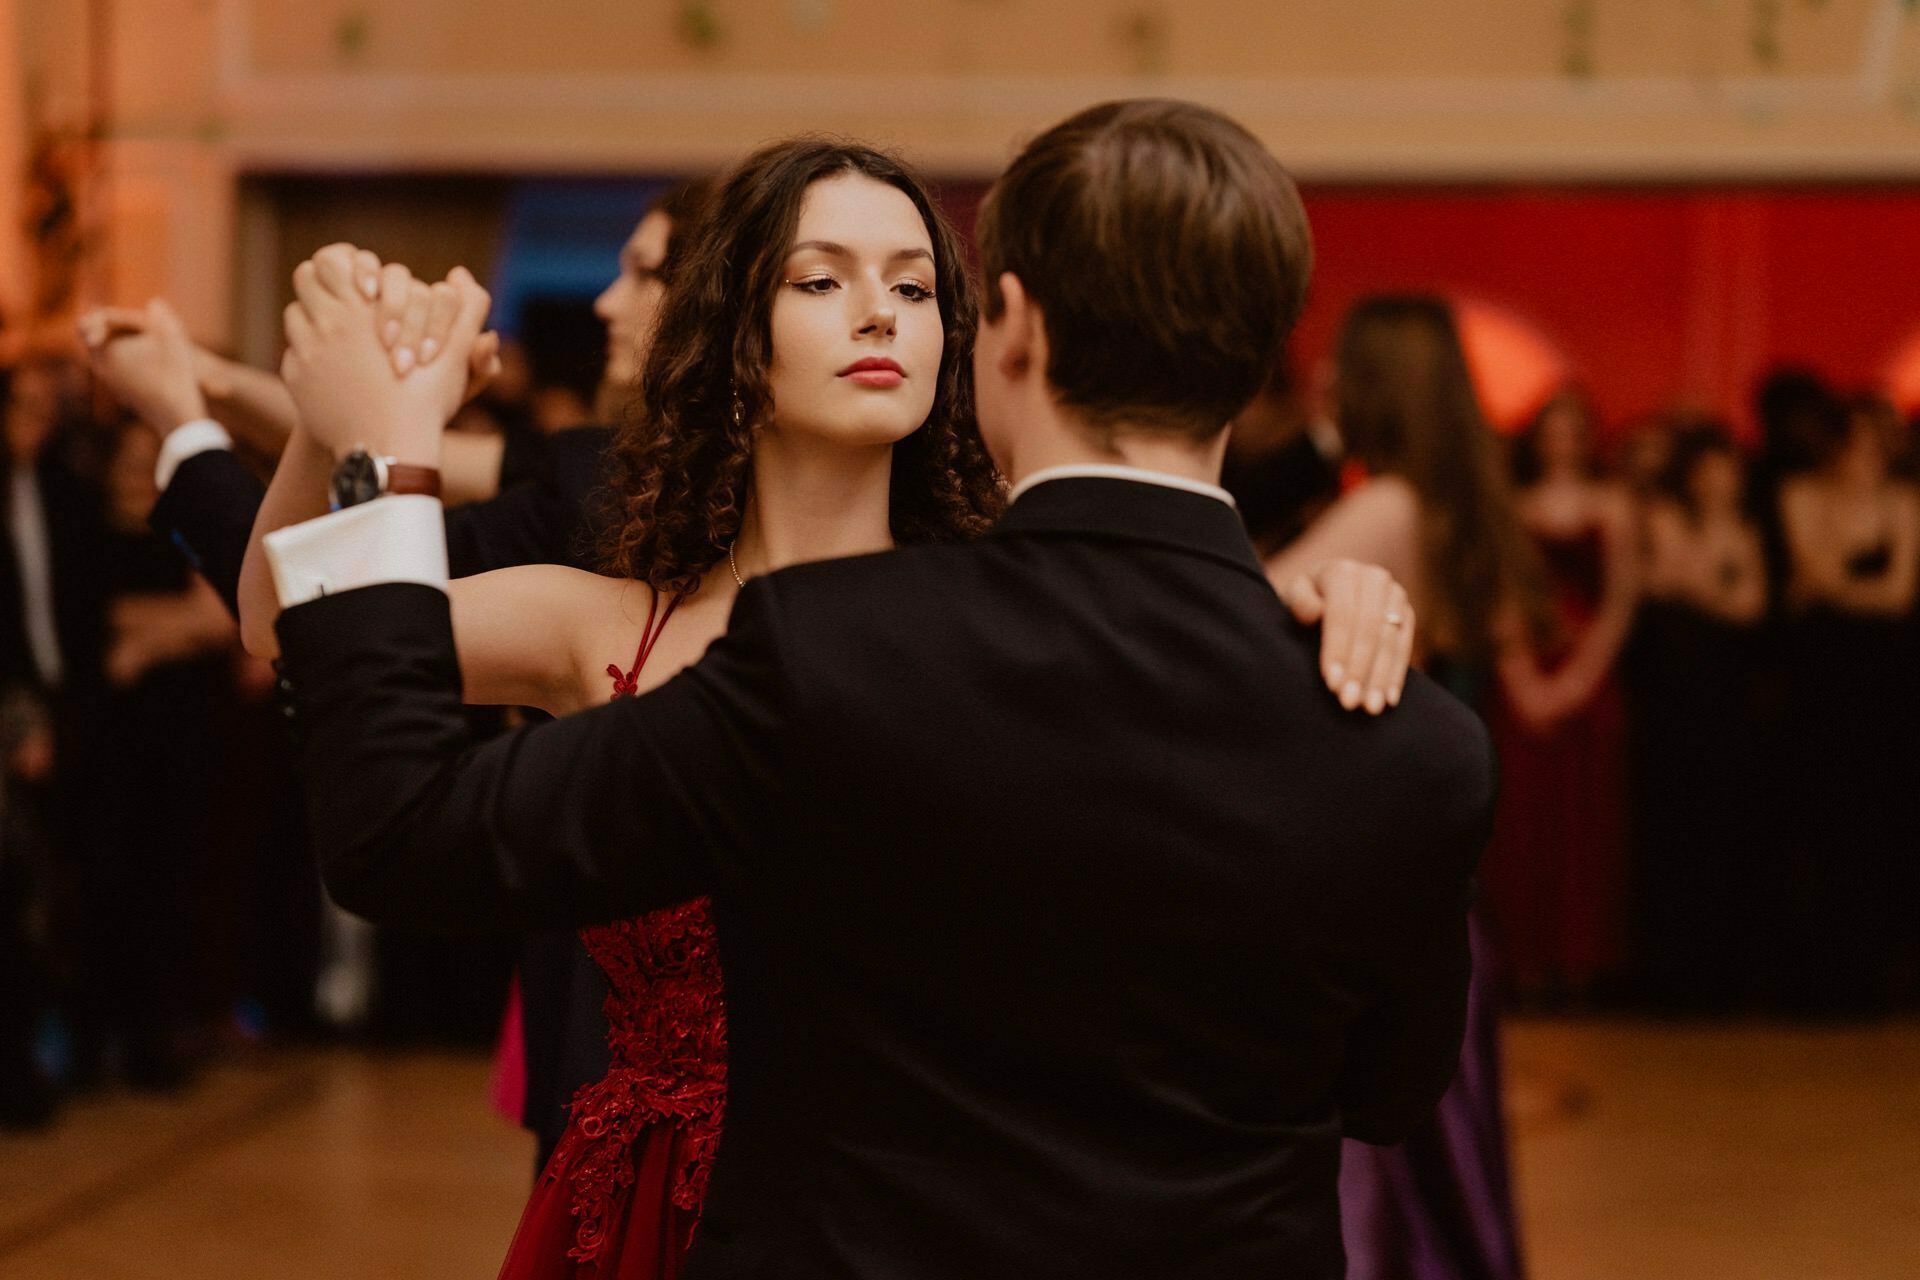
xmin=3 ymin=1017 xmax=1918 ymax=1279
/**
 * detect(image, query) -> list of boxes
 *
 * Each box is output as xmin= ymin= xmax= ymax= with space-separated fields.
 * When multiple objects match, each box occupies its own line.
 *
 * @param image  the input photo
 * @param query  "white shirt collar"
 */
xmin=1008 ymin=463 xmax=1237 ymax=509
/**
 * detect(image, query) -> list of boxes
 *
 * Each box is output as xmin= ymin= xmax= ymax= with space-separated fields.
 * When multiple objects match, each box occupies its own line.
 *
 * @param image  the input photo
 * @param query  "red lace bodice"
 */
xmin=547 ymin=592 xmax=728 ymax=1267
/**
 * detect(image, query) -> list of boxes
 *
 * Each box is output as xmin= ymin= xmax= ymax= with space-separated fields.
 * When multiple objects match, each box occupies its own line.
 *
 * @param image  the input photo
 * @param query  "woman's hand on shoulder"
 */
xmin=1278 ymin=559 xmax=1417 ymax=715
xmin=1265 ymin=475 xmax=1422 ymax=716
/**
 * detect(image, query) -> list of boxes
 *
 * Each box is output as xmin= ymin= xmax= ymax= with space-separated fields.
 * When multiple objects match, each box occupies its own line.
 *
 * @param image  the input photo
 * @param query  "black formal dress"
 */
xmin=1625 ymin=598 xmax=1766 ymax=1011
xmin=90 ymin=527 xmax=230 ymax=1081
xmin=1778 ymin=544 xmax=1914 ymax=1015
xmin=274 ymin=476 xmax=1496 ymax=1280
xmin=147 ymin=426 xmax=614 ymax=1161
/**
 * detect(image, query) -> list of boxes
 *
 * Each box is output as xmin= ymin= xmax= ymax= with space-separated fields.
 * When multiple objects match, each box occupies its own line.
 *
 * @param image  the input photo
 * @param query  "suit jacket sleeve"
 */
xmin=147 ymin=450 xmax=267 ymax=617
xmin=444 ymin=426 xmax=610 ymax=576
xmin=1336 ymin=726 xmax=1497 ymax=1146
xmin=273 ymin=576 xmax=788 ymax=932
xmin=442 ymin=464 xmax=565 ymax=577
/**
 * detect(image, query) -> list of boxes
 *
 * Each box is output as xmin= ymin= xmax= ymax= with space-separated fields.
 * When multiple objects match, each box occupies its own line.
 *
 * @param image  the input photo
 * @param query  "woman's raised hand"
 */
xmin=279 ymin=243 xmax=491 ymax=464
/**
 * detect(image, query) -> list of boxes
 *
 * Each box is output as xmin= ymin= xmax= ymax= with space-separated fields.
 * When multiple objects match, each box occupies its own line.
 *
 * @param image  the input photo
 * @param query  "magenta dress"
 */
xmin=1340 ymin=655 xmax=1526 ymax=1280
xmin=1339 ymin=914 xmax=1524 ymax=1280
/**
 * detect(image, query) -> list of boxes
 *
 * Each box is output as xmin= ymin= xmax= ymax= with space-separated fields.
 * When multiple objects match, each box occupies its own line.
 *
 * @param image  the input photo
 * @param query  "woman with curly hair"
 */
xmin=235 ymin=136 xmax=997 ymax=1279
xmin=237 ymin=133 xmax=1409 ymax=1278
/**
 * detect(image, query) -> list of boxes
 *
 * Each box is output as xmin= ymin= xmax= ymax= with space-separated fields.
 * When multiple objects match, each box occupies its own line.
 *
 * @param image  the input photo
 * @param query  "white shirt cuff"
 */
xmin=263 ymin=495 xmax=450 ymax=608
xmin=154 ymin=419 xmax=234 ymax=490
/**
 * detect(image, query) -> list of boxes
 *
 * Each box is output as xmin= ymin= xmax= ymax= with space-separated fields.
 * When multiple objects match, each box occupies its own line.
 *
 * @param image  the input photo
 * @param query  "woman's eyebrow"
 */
xmin=789 ymin=240 xmax=934 ymax=265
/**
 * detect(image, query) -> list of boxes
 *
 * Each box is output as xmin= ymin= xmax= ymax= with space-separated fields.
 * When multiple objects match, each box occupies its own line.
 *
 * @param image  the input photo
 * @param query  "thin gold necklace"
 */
xmin=728 ymin=540 xmax=745 ymax=589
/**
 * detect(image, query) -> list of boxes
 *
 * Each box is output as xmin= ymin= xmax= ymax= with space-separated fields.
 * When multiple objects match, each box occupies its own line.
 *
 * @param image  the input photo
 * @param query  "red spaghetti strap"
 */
xmin=606 ymin=589 xmax=683 ymax=700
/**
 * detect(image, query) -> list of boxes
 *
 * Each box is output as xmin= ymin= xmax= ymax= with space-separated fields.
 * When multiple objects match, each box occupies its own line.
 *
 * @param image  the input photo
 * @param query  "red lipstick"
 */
xmin=839 ymin=356 xmax=905 ymax=387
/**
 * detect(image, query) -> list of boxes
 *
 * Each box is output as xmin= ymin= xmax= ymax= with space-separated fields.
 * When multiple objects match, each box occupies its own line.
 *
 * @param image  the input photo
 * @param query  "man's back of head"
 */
xmin=976 ymin=99 xmax=1313 ymax=442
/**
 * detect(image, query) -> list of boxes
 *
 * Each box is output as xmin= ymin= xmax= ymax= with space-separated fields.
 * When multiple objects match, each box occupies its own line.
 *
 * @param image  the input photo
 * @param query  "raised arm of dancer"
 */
xmin=81 ymin=300 xmax=505 ymax=504
xmin=236 ymin=423 xmax=336 ymax=658
xmin=197 ymin=347 xmax=507 ymax=504
xmin=234 ymin=261 xmax=606 ymax=720
xmin=87 ymin=298 xmax=599 ymax=634
xmin=255 ymin=246 xmax=759 ymax=926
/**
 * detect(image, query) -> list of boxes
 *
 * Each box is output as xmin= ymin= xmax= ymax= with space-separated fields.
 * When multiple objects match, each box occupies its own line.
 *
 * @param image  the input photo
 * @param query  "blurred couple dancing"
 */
xmin=89 ymin=100 xmax=1504 ymax=1278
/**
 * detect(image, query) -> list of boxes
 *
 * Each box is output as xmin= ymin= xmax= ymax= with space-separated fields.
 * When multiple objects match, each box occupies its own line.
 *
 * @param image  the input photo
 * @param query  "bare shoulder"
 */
xmin=456 ymin=563 xmax=632 ymax=614
xmin=1265 ymin=474 xmax=1422 ymax=591
xmin=1347 ymin=474 xmax=1421 ymax=527
xmin=1312 ymin=473 xmax=1421 ymax=549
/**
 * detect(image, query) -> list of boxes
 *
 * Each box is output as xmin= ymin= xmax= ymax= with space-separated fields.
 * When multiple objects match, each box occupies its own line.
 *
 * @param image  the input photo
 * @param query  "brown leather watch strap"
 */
xmin=385 ymin=463 xmax=443 ymax=498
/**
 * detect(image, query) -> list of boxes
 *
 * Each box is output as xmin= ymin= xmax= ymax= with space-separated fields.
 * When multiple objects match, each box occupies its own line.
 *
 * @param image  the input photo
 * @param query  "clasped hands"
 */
xmin=277 ymin=243 xmax=497 ymax=465
xmin=76 ymin=266 xmax=500 ymax=447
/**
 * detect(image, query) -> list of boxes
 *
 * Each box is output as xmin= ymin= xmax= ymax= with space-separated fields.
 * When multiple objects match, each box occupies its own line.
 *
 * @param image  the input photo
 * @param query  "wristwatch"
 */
xmin=330 ymin=448 xmax=442 ymax=509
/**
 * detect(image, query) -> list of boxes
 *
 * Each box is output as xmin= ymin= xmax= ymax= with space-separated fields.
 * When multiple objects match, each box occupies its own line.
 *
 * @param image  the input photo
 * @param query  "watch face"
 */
xmin=331 ymin=451 xmax=383 ymax=507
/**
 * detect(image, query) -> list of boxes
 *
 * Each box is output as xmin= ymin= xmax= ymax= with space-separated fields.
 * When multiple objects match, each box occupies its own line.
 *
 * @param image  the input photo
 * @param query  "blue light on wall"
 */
xmin=488 ymin=178 xmax=673 ymax=338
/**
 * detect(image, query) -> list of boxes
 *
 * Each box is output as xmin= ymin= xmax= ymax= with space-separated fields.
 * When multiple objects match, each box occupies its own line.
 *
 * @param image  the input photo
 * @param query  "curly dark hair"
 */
xmin=598 ymin=138 xmax=1004 ymax=596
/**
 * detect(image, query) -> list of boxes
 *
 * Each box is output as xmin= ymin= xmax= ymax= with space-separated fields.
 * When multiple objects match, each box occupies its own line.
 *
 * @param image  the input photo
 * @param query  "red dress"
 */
xmin=1482 ymin=525 xmax=1629 ymax=998
xmin=497 ymin=595 xmax=725 ymax=1280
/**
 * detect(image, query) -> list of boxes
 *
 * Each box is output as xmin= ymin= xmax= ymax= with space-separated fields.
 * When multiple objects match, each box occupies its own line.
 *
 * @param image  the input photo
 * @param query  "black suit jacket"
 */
xmin=275 ymin=476 xmax=1495 ymax=1280
xmin=147 ymin=424 xmax=617 ymax=1160
xmin=0 ymin=451 xmax=108 ymax=703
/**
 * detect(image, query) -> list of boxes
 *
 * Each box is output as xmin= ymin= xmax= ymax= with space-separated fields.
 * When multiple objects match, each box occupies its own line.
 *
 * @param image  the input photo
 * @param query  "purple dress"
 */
xmin=1339 ymin=913 xmax=1525 ymax=1280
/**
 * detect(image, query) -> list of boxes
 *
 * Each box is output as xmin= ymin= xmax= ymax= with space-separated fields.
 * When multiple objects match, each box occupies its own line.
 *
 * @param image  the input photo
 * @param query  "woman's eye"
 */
xmin=895 ymin=281 xmax=937 ymax=303
xmin=790 ymin=276 xmax=838 ymax=294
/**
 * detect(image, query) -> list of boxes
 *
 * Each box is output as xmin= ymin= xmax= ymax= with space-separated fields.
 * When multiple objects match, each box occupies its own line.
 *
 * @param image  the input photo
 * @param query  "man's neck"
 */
xmin=1002 ymin=404 xmax=1228 ymax=493
xmin=734 ymin=432 xmax=896 ymax=579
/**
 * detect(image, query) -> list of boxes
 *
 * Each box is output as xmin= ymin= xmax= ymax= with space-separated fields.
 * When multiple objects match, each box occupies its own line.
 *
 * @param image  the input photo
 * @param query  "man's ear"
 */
xmin=993 ymin=272 xmax=1041 ymax=381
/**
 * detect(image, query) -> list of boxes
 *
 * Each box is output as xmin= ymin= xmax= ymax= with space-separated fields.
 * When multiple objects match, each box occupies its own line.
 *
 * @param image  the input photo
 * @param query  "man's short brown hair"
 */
xmin=977 ymin=99 xmax=1312 ymax=439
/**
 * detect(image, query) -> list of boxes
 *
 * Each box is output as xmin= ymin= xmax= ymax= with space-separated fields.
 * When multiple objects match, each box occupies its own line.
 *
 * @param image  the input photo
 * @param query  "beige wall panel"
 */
xmin=206 ymin=0 xmax=1920 ymax=177
xmin=18 ymin=0 xmax=1920 ymax=347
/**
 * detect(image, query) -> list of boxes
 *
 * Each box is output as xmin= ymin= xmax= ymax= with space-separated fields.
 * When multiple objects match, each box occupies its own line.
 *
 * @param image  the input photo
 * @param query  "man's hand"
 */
xmin=279 ymin=243 xmax=491 ymax=464
xmin=368 ymin=258 xmax=504 ymax=398
xmin=78 ymin=299 xmax=208 ymax=435
xmin=1279 ymin=559 xmax=1416 ymax=715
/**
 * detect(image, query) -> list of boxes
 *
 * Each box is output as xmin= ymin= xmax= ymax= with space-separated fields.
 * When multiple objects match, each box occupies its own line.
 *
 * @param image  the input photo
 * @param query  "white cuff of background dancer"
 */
xmin=264 ymin=495 xmax=449 ymax=608
xmin=153 ymin=418 xmax=234 ymax=490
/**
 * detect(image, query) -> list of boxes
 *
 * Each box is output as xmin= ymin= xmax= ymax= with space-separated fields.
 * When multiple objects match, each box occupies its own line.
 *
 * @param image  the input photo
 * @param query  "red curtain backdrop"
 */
xmin=1293 ymin=186 xmax=1920 ymax=437
xmin=938 ymin=180 xmax=1920 ymax=436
